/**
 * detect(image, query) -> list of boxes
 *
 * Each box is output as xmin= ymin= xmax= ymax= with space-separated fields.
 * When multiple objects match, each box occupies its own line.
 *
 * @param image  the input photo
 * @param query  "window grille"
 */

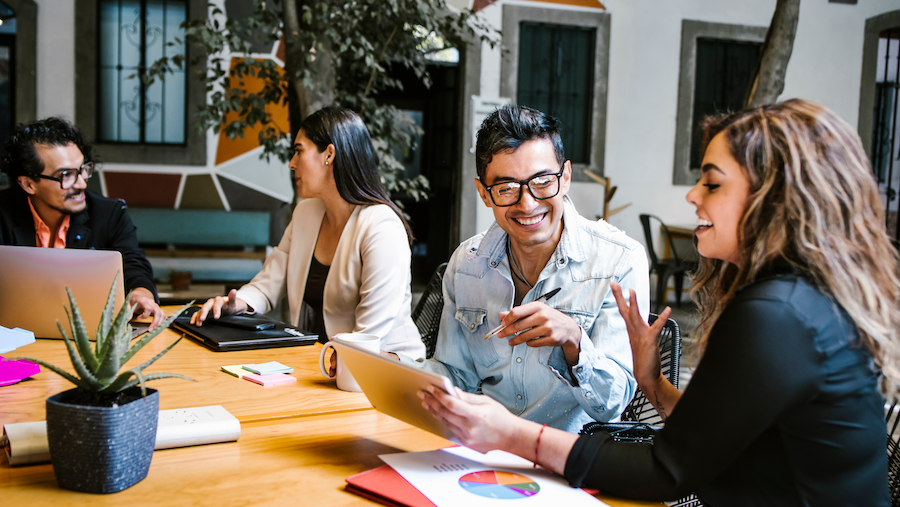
xmin=872 ymin=28 xmax=900 ymax=243
xmin=98 ymin=0 xmax=186 ymax=144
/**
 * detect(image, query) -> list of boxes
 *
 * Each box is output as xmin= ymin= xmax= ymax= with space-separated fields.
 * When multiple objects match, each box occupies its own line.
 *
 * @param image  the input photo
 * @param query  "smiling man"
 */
xmin=0 ymin=117 xmax=164 ymax=329
xmin=403 ymin=105 xmax=650 ymax=432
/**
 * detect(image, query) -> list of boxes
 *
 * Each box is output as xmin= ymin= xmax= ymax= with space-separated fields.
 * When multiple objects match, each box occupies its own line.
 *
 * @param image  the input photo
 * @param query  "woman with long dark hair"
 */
xmin=193 ymin=107 xmax=425 ymax=360
xmin=420 ymin=99 xmax=900 ymax=506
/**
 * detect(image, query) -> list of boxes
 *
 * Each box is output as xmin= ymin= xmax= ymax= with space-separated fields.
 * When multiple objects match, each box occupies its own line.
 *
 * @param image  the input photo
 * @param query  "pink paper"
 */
xmin=0 ymin=356 xmax=41 ymax=387
xmin=242 ymin=373 xmax=297 ymax=387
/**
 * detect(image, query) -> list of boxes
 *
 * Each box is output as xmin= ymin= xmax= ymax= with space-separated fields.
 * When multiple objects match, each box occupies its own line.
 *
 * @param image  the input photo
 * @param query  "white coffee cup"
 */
xmin=318 ymin=333 xmax=380 ymax=392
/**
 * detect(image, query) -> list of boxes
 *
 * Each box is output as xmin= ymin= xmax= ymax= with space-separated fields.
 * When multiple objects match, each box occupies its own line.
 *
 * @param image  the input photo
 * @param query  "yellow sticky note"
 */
xmin=222 ymin=365 xmax=252 ymax=379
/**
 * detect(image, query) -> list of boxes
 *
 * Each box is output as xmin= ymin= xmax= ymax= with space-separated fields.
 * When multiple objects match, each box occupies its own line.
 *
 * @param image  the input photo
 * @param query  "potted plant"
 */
xmin=9 ymin=274 xmax=193 ymax=493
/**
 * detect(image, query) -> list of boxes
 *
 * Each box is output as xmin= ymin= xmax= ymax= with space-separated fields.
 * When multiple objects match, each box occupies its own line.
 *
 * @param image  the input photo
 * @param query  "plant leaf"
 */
xmin=130 ymin=334 xmax=187 ymax=374
xmin=97 ymin=370 xmax=135 ymax=394
xmin=57 ymin=321 xmax=101 ymax=390
xmin=132 ymin=368 xmax=148 ymax=397
xmin=121 ymin=302 xmax=192 ymax=364
xmin=110 ymin=372 xmax=196 ymax=394
xmin=95 ymin=271 xmax=120 ymax=358
xmin=95 ymin=289 xmax=135 ymax=380
xmin=4 ymin=357 xmax=92 ymax=390
xmin=64 ymin=288 xmax=99 ymax=372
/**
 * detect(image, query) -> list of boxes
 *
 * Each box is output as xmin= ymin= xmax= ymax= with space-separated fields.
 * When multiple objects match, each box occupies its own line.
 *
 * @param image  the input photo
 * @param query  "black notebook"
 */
xmin=172 ymin=306 xmax=318 ymax=352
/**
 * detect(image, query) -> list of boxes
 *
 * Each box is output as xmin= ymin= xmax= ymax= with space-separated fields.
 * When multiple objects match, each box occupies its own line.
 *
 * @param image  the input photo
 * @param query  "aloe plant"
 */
xmin=12 ymin=273 xmax=194 ymax=397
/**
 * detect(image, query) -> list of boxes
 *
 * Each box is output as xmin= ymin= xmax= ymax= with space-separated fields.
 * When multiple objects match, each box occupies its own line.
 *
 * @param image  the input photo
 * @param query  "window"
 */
xmin=498 ymin=5 xmax=610 ymax=182
xmin=517 ymin=22 xmax=595 ymax=164
xmin=98 ymin=0 xmax=186 ymax=144
xmin=872 ymin=28 xmax=899 ymax=184
xmin=689 ymin=39 xmax=761 ymax=169
xmin=0 ymin=1 xmax=15 ymax=162
xmin=672 ymin=20 xmax=767 ymax=185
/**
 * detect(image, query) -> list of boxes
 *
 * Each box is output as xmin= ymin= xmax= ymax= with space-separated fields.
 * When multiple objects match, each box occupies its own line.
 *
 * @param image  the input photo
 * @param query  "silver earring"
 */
xmin=325 ymin=161 xmax=329 ymax=165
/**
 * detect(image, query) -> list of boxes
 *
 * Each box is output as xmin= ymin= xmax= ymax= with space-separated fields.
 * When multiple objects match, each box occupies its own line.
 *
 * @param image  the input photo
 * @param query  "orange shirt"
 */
xmin=28 ymin=197 xmax=70 ymax=248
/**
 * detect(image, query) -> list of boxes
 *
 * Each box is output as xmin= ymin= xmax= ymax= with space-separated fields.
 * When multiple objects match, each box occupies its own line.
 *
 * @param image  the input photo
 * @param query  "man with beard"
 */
xmin=0 ymin=117 xmax=164 ymax=329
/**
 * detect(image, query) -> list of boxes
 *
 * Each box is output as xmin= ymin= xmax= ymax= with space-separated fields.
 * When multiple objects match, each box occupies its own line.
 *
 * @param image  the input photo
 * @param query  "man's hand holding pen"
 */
xmin=488 ymin=288 xmax=583 ymax=368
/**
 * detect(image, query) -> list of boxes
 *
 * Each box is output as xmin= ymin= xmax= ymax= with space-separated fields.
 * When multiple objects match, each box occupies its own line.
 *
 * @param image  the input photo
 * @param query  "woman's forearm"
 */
xmin=639 ymin=374 xmax=682 ymax=421
xmin=501 ymin=418 xmax=580 ymax=475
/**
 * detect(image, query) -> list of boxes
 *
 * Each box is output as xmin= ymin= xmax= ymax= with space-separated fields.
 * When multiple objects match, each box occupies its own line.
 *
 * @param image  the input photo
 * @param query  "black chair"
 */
xmin=640 ymin=214 xmax=697 ymax=313
xmin=411 ymin=263 xmax=447 ymax=359
xmin=887 ymin=400 xmax=900 ymax=505
xmin=619 ymin=312 xmax=682 ymax=425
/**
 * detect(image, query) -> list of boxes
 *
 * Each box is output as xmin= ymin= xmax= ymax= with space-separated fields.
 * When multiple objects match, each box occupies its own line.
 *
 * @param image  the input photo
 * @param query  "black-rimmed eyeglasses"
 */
xmin=479 ymin=163 xmax=565 ymax=207
xmin=31 ymin=162 xmax=95 ymax=190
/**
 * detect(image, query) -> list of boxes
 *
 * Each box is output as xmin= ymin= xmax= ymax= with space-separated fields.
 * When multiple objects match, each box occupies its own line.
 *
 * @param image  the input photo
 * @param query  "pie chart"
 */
xmin=458 ymin=470 xmax=540 ymax=499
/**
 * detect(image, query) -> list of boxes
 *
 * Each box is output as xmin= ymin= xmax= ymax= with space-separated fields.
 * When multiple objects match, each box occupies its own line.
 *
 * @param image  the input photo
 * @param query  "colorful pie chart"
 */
xmin=458 ymin=470 xmax=540 ymax=499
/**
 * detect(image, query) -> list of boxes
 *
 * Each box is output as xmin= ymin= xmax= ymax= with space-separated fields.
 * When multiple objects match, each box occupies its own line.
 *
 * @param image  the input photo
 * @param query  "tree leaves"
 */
xmin=144 ymin=0 xmax=499 ymax=198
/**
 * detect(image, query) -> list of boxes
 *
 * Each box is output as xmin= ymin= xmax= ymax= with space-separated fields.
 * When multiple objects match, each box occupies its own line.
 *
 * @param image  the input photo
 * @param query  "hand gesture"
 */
xmin=190 ymin=289 xmax=249 ymax=326
xmin=130 ymin=287 xmax=166 ymax=331
xmin=495 ymin=302 xmax=581 ymax=365
xmin=419 ymin=386 xmax=519 ymax=453
xmin=610 ymin=281 xmax=671 ymax=387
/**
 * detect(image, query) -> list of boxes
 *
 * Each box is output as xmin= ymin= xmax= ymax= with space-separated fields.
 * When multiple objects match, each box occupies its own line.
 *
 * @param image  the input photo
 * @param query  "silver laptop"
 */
xmin=332 ymin=340 xmax=459 ymax=442
xmin=0 ymin=245 xmax=125 ymax=339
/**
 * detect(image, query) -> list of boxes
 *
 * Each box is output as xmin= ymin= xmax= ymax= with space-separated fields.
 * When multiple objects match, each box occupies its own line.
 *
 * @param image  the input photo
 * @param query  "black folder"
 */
xmin=172 ymin=306 xmax=318 ymax=352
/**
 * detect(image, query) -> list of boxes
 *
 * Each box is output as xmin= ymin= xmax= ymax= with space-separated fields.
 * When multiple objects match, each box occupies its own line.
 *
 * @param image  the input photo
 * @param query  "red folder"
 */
xmin=345 ymin=464 xmax=436 ymax=507
xmin=344 ymin=464 xmax=600 ymax=506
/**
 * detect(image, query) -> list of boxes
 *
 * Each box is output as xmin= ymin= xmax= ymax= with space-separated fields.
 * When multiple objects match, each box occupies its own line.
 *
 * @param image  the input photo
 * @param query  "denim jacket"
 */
xmin=406 ymin=197 xmax=649 ymax=433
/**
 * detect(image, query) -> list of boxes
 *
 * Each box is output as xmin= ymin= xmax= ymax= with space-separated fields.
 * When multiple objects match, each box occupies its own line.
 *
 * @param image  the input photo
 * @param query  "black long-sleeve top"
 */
xmin=564 ymin=273 xmax=889 ymax=506
xmin=0 ymin=187 xmax=158 ymax=301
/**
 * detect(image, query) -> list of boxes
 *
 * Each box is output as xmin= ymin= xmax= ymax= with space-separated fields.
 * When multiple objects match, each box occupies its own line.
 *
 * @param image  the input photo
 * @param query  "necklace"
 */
xmin=506 ymin=236 xmax=534 ymax=289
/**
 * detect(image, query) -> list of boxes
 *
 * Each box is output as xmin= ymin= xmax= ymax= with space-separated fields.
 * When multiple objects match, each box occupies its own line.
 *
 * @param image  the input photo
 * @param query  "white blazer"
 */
xmin=236 ymin=198 xmax=425 ymax=359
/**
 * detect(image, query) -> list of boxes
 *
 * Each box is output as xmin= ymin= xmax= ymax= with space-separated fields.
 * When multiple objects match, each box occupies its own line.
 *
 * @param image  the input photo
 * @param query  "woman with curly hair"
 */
xmin=420 ymin=99 xmax=899 ymax=506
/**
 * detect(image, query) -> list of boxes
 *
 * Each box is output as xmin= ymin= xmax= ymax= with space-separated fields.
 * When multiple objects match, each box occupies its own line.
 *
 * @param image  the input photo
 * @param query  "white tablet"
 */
xmin=332 ymin=340 xmax=458 ymax=441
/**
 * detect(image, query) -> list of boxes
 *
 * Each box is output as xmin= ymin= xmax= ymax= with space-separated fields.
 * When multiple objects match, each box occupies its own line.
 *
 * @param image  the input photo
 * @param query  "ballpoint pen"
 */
xmin=482 ymin=287 xmax=561 ymax=340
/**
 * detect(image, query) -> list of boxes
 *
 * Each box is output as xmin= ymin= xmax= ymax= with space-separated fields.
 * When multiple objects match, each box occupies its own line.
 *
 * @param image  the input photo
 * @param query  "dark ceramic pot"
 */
xmin=46 ymin=387 xmax=159 ymax=494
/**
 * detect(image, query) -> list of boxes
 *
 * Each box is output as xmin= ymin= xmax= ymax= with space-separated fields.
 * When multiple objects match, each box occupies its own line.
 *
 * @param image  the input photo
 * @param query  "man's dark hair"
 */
xmin=1 ymin=117 xmax=95 ymax=183
xmin=474 ymin=104 xmax=565 ymax=181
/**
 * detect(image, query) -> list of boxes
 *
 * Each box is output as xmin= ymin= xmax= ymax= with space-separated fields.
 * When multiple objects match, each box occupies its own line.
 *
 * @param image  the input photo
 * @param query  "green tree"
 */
xmin=150 ymin=0 xmax=497 ymax=202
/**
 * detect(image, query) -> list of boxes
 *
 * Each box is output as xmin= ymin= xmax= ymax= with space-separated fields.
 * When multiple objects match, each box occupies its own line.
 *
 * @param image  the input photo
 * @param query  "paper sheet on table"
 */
xmin=0 ymin=325 xmax=35 ymax=354
xmin=380 ymin=447 xmax=608 ymax=507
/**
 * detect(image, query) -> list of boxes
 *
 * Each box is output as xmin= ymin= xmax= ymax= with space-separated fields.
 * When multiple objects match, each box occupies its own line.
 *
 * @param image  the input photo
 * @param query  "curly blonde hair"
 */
xmin=690 ymin=99 xmax=900 ymax=395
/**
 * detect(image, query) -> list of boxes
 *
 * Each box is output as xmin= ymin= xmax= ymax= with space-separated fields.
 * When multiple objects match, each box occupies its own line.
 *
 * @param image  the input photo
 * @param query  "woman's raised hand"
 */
xmin=610 ymin=282 xmax=671 ymax=388
xmin=190 ymin=289 xmax=249 ymax=326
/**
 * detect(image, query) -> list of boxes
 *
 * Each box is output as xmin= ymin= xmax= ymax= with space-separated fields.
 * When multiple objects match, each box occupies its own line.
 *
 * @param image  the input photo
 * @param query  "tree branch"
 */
xmin=744 ymin=0 xmax=800 ymax=108
xmin=361 ymin=25 xmax=399 ymax=111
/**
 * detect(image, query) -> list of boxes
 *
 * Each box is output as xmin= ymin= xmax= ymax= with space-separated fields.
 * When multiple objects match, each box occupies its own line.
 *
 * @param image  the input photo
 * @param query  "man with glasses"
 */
xmin=0 ymin=117 xmax=164 ymax=330
xmin=403 ymin=105 xmax=649 ymax=433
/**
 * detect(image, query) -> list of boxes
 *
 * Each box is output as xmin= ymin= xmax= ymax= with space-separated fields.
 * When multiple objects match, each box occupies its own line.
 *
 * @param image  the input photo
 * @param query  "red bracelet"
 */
xmin=533 ymin=424 xmax=547 ymax=468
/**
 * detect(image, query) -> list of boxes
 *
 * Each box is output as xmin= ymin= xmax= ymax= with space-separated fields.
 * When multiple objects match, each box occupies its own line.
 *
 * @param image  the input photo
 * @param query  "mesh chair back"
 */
xmin=619 ymin=313 xmax=681 ymax=425
xmin=887 ymin=400 xmax=900 ymax=505
xmin=411 ymin=263 xmax=448 ymax=359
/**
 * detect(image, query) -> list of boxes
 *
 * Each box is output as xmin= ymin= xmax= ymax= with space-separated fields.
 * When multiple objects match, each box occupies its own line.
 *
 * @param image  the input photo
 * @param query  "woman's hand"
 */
xmin=190 ymin=289 xmax=249 ymax=326
xmin=610 ymin=282 xmax=671 ymax=387
xmin=610 ymin=281 xmax=681 ymax=419
xmin=419 ymin=386 xmax=521 ymax=453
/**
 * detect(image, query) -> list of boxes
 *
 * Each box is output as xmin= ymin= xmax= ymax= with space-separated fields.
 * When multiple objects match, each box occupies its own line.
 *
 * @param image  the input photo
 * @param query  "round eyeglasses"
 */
xmin=479 ymin=163 xmax=565 ymax=207
xmin=31 ymin=162 xmax=95 ymax=190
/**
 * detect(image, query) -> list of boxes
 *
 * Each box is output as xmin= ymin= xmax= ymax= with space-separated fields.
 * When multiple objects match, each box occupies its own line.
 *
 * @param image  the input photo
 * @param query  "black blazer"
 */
xmin=0 ymin=187 xmax=158 ymax=301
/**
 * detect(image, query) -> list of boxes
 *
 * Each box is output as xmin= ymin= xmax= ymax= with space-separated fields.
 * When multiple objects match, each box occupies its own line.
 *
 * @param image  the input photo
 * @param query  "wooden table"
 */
xmin=1 ymin=320 xmax=661 ymax=507
xmin=0 ymin=330 xmax=372 ymax=426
